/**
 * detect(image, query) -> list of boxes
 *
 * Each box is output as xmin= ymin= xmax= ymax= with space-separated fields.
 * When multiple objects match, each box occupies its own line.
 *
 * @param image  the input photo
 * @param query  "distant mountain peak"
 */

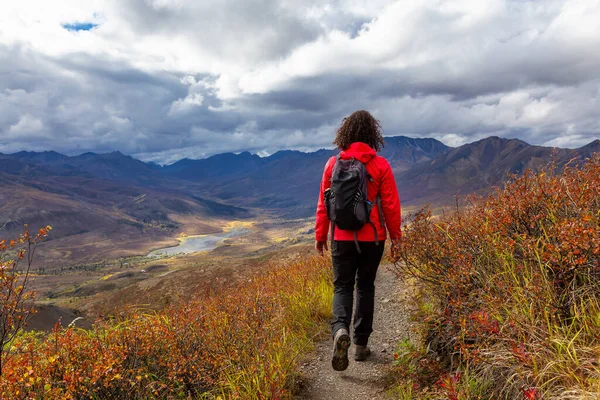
xmin=77 ymin=152 xmax=98 ymax=158
xmin=12 ymin=150 xmax=35 ymax=157
xmin=577 ymin=139 xmax=600 ymax=152
xmin=106 ymin=150 xmax=132 ymax=159
xmin=469 ymin=136 xmax=530 ymax=146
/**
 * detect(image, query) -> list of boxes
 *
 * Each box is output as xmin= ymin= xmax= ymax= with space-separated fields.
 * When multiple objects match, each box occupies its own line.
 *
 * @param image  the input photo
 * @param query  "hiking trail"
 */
xmin=297 ymin=264 xmax=411 ymax=399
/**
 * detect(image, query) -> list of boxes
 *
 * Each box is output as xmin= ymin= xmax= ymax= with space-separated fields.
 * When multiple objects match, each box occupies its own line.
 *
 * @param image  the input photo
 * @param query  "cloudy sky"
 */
xmin=1 ymin=0 xmax=599 ymax=164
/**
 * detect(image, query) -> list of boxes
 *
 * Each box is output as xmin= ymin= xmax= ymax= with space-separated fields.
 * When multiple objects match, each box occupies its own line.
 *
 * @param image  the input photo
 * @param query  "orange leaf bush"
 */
xmin=392 ymin=155 xmax=600 ymax=399
xmin=0 ymin=226 xmax=51 ymax=377
xmin=0 ymin=255 xmax=332 ymax=399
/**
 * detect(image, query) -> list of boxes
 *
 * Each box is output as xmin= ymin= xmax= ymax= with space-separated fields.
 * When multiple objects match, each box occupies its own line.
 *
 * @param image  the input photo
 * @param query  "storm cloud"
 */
xmin=0 ymin=0 xmax=599 ymax=163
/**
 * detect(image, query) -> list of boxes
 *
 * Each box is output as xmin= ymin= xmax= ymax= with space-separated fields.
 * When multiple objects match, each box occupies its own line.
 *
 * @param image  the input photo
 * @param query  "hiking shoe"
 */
xmin=354 ymin=345 xmax=371 ymax=361
xmin=331 ymin=328 xmax=351 ymax=371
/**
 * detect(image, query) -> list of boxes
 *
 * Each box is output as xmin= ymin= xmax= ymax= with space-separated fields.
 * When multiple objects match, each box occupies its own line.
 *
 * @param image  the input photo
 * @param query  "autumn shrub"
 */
xmin=0 ymin=255 xmax=332 ymax=399
xmin=392 ymin=155 xmax=600 ymax=399
xmin=0 ymin=226 xmax=51 ymax=376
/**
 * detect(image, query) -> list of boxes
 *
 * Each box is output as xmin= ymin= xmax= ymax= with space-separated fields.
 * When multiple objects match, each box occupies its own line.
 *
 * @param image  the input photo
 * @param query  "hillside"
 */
xmin=1 ymin=135 xmax=598 ymax=265
xmin=391 ymin=154 xmax=600 ymax=398
xmin=0 ymin=152 xmax=249 ymax=268
xmin=0 ymin=136 xmax=451 ymax=254
xmin=164 ymin=136 xmax=451 ymax=214
xmin=2 ymin=150 xmax=163 ymax=186
xmin=0 ymin=254 xmax=334 ymax=398
xmin=163 ymin=136 xmax=450 ymax=181
xmin=216 ymin=137 xmax=448 ymax=207
xmin=166 ymin=136 xmax=599 ymax=213
xmin=398 ymin=136 xmax=600 ymax=204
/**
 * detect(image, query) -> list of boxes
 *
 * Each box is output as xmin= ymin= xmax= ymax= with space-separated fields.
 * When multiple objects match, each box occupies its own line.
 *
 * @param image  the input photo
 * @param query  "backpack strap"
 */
xmin=330 ymin=221 xmax=336 ymax=243
xmin=366 ymin=163 xmax=383 ymax=245
xmin=328 ymin=155 xmax=340 ymax=245
xmin=372 ymin=194 xmax=385 ymax=245
xmin=366 ymin=201 xmax=380 ymax=246
xmin=376 ymin=194 xmax=385 ymax=230
xmin=353 ymin=231 xmax=362 ymax=254
xmin=330 ymin=154 xmax=341 ymax=184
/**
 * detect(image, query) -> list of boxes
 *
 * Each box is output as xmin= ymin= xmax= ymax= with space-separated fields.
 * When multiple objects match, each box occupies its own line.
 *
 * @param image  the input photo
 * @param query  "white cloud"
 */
xmin=0 ymin=0 xmax=599 ymax=161
xmin=8 ymin=114 xmax=43 ymax=134
xmin=169 ymin=93 xmax=204 ymax=115
xmin=544 ymin=134 xmax=595 ymax=149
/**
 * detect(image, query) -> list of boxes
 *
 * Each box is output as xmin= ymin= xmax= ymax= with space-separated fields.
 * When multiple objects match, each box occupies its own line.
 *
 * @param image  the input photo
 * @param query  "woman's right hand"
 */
xmin=315 ymin=240 xmax=329 ymax=256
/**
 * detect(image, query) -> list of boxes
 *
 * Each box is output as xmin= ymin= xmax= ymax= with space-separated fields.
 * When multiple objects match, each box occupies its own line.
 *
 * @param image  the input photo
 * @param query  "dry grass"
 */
xmin=1 ymin=255 xmax=333 ymax=399
xmin=391 ymin=155 xmax=600 ymax=399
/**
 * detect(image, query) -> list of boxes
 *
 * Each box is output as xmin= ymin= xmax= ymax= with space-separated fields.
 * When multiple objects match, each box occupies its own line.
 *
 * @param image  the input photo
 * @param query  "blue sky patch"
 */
xmin=62 ymin=22 xmax=98 ymax=32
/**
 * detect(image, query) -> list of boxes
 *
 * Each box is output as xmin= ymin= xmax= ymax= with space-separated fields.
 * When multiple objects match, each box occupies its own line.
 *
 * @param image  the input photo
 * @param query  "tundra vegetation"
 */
xmin=2 ymin=154 xmax=599 ymax=399
xmin=0 ymin=254 xmax=332 ymax=399
xmin=391 ymin=155 xmax=600 ymax=399
xmin=0 ymin=226 xmax=51 ymax=376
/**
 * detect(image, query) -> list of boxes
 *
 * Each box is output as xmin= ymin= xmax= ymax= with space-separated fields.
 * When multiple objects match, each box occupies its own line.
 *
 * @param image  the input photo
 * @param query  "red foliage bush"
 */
xmin=0 ymin=226 xmax=51 ymax=376
xmin=392 ymin=155 xmax=600 ymax=398
xmin=0 ymin=255 xmax=332 ymax=399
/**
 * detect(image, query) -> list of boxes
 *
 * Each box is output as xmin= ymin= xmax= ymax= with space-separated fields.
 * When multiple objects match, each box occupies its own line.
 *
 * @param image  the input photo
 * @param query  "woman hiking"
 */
xmin=315 ymin=110 xmax=402 ymax=371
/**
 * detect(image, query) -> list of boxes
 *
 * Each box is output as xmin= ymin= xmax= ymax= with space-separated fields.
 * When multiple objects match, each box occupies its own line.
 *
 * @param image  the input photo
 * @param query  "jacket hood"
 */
xmin=339 ymin=142 xmax=376 ymax=163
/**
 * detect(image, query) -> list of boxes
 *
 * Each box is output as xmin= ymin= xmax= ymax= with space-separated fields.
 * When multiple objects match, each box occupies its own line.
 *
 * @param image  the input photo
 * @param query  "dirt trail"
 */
xmin=297 ymin=264 xmax=410 ymax=399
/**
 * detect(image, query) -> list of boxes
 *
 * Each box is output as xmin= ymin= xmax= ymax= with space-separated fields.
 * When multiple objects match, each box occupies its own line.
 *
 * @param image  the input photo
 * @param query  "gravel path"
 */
xmin=296 ymin=264 xmax=410 ymax=399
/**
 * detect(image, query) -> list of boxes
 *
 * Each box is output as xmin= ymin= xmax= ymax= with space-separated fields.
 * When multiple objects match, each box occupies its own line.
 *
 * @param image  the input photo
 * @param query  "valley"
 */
xmin=1 ymin=135 xmax=598 ymax=331
xmin=26 ymin=215 xmax=316 ymax=330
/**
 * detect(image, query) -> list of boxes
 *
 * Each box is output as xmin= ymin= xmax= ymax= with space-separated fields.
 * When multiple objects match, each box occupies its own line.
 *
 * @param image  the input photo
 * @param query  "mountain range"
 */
xmin=0 ymin=135 xmax=598 ymax=264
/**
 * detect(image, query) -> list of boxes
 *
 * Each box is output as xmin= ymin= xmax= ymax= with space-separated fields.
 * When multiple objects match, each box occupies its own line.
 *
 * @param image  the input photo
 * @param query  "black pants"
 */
xmin=331 ymin=240 xmax=385 ymax=346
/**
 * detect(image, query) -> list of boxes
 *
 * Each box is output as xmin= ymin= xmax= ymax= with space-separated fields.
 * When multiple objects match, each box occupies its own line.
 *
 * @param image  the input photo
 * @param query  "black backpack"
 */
xmin=324 ymin=155 xmax=384 ymax=252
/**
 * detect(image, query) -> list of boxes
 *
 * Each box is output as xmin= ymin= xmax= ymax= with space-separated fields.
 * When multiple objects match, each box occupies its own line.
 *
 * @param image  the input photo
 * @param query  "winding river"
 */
xmin=147 ymin=227 xmax=248 ymax=258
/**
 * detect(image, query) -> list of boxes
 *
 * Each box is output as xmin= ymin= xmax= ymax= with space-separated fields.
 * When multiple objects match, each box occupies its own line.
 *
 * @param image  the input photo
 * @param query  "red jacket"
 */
xmin=315 ymin=142 xmax=402 ymax=242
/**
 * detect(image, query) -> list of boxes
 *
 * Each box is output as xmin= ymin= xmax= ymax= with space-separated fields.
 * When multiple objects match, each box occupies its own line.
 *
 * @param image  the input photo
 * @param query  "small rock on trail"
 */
xmin=296 ymin=264 xmax=410 ymax=400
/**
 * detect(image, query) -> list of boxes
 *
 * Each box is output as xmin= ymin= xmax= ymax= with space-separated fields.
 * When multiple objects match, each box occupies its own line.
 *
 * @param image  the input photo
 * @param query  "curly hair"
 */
xmin=333 ymin=110 xmax=385 ymax=152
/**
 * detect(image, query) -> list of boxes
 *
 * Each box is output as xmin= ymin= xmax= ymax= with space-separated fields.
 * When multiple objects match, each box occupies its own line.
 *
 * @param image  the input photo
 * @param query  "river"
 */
xmin=147 ymin=227 xmax=248 ymax=258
